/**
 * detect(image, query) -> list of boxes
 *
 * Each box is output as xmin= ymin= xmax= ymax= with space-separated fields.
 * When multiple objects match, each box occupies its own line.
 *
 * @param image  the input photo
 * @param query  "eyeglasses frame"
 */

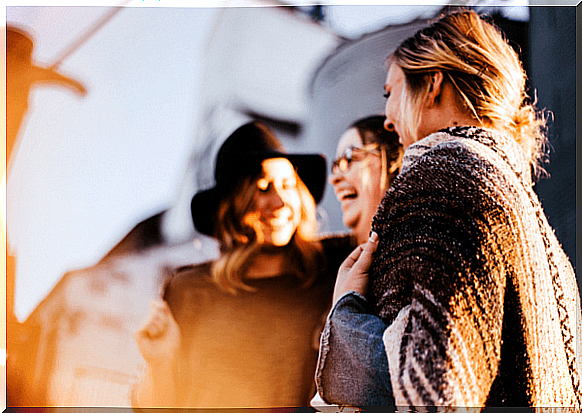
xmin=331 ymin=143 xmax=382 ymax=175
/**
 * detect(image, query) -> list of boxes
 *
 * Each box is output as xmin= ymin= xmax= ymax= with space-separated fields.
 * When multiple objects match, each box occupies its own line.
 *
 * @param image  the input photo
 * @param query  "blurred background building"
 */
xmin=5 ymin=1 xmax=576 ymax=407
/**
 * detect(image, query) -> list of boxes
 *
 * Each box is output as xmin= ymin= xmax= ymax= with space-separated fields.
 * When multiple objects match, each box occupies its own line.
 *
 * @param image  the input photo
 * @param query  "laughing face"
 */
xmin=329 ymin=128 xmax=385 ymax=244
xmin=244 ymin=157 xmax=302 ymax=247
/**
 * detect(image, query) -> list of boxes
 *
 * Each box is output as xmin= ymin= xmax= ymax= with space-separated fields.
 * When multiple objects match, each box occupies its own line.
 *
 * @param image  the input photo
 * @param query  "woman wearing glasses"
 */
xmin=329 ymin=115 xmax=403 ymax=244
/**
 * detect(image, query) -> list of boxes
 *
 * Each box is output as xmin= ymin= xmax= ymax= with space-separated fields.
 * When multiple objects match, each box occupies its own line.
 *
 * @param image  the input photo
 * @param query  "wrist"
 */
xmin=332 ymin=290 xmax=372 ymax=314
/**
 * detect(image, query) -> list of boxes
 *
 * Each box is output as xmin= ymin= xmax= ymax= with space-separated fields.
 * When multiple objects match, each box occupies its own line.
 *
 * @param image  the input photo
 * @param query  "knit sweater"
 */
xmin=370 ymin=126 xmax=581 ymax=407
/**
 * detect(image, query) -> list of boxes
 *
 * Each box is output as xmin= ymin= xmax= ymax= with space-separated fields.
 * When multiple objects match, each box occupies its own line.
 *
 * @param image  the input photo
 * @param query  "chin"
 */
xmin=267 ymin=231 xmax=295 ymax=247
xmin=269 ymin=240 xmax=291 ymax=248
xmin=342 ymin=216 xmax=358 ymax=233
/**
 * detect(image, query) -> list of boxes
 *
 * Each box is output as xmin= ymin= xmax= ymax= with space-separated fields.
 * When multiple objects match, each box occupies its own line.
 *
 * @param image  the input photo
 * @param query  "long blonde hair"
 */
xmin=389 ymin=9 xmax=548 ymax=179
xmin=211 ymin=168 xmax=322 ymax=294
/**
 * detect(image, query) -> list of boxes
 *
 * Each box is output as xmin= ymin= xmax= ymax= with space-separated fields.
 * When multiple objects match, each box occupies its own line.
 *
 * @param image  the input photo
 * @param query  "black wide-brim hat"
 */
xmin=191 ymin=122 xmax=327 ymax=237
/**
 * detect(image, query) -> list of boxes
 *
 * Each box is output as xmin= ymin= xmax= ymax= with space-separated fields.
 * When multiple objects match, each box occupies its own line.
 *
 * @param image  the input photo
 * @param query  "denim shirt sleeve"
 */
xmin=315 ymin=291 xmax=395 ymax=406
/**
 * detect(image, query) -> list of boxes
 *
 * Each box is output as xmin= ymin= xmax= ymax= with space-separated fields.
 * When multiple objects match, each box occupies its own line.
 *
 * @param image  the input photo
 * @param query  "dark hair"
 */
xmin=350 ymin=115 xmax=403 ymax=191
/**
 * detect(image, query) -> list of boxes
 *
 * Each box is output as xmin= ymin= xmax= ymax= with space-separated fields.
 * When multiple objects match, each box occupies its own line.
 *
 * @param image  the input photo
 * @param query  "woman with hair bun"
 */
xmin=315 ymin=10 xmax=581 ymax=408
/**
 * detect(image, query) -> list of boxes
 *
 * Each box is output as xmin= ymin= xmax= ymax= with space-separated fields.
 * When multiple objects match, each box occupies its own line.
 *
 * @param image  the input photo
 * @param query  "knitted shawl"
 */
xmin=370 ymin=126 xmax=581 ymax=407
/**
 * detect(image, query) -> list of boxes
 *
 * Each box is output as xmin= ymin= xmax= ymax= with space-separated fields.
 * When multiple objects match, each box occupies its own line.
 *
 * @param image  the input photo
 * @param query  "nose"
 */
xmin=384 ymin=119 xmax=395 ymax=132
xmin=267 ymin=187 xmax=285 ymax=210
xmin=329 ymin=169 xmax=344 ymax=186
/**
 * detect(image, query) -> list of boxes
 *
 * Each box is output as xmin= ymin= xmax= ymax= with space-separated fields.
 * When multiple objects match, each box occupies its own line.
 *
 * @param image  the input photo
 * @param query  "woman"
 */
xmin=329 ymin=115 xmax=402 ymax=244
xmin=132 ymin=122 xmax=355 ymax=408
xmin=316 ymin=10 xmax=581 ymax=408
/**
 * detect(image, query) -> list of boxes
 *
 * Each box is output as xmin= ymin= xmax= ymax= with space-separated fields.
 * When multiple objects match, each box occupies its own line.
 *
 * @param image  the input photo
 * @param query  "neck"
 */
xmin=447 ymin=114 xmax=483 ymax=130
xmin=354 ymin=225 xmax=370 ymax=245
xmin=245 ymin=249 xmax=288 ymax=279
xmin=422 ymin=81 xmax=485 ymax=138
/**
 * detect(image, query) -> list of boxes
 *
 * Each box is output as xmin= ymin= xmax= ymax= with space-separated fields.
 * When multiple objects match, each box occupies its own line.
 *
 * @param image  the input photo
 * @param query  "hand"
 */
xmin=134 ymin=299 xmax=181 ymax=367
xmin=333 ymin=231 xmax=379 ymax=304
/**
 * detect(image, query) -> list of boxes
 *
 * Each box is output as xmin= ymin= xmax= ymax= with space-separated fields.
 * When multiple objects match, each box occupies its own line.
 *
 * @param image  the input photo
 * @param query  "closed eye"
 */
xmin=257 ymin=179 xmax=270 ymax=192
xmin=281 ymin=178 xmax=297 ymax=190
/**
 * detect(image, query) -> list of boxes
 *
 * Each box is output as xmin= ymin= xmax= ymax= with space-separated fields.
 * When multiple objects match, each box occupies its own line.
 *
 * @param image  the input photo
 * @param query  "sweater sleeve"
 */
xmin=370 ymin=143 xmax=509 ymax=406
xmin=315 ymin=291 xmax=395 ymax=406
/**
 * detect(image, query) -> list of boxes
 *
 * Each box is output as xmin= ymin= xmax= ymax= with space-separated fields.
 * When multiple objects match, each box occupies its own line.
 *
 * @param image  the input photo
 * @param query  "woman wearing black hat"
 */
xmin=132 ymin=122 xmax=356 ymax=408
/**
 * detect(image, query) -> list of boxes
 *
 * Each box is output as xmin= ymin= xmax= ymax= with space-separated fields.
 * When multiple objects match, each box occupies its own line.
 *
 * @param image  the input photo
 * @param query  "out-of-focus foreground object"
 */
xmin=6 ymin=24 xmax=86 ymax=408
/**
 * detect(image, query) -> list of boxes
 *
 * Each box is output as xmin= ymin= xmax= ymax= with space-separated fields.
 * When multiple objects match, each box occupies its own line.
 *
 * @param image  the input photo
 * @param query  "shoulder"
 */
xmin=163 ymin=261 xmax=216 ymax=319
xmin=374 ymin=128 xmax=516 ymax=234
xmin=388 ymin=130 xmax=506 ymax=207
xmin=165 ymin=261 xmax=213 ymax=291
xmin=402 ymin=127 xmax=524 ymax=183
xmin=402 ymin=129 xmax=483 ymax=174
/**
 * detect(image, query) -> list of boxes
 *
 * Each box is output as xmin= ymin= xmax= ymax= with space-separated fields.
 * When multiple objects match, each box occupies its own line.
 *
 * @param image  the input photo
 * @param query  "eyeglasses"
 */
xmin=331 ymin=144 xmax=380 ymax=174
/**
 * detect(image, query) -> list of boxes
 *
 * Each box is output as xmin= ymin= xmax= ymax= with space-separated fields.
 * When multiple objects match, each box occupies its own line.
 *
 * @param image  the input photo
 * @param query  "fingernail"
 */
xmin=369 ymin=231 xmax=379 ymax=242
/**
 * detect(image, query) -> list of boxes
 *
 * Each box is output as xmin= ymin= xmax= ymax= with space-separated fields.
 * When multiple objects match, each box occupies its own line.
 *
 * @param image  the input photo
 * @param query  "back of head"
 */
xmin=390 ymin=10 xmax=547 ymax=179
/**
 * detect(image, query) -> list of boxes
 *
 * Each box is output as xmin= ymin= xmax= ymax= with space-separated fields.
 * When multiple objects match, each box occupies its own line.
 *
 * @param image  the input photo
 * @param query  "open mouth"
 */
xmin=338 ymin=189 xmax=358 ymax=202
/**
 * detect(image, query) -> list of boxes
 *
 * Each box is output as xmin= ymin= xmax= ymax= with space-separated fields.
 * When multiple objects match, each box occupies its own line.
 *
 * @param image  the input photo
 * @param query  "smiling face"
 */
xmin=245 ymin=157 xmax=302 ymax=247
xmin=329 ymin=128 xmax=385 ymax=244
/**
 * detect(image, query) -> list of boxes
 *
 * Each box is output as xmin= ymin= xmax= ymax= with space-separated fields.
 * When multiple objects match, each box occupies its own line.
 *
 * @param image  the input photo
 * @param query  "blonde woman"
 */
xmin=315 ymin=10 xmax=581 ymax=408
xmin=132 ymin=122 xmax=355 ymax=408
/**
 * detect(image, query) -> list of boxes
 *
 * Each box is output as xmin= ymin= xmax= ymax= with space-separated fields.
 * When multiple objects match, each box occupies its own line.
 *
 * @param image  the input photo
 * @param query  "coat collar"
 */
xmin=402 ymin=126 xmax=532 ymax=187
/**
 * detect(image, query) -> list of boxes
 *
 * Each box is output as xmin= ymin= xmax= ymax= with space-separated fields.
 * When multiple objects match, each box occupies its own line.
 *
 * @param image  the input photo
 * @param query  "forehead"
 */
xmin=336 ymin=128 xmax=362 ymax=156
xmin=260 ymin=157 xmax=295 ymax=178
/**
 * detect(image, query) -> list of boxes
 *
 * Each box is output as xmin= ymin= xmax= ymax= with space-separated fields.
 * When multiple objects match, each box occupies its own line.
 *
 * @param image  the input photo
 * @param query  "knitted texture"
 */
xmin=370 ymin=127 xmax=581 ymax=407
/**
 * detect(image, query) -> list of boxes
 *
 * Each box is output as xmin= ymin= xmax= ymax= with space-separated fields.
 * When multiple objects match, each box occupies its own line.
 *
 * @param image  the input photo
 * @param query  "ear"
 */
xmin=427 ymin=71 xmax=444 ymax=107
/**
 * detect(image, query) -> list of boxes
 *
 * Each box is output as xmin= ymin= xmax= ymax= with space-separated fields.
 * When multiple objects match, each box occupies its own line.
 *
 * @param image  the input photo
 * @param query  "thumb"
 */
xmin=353 ymin=231 xmax=379 ymax=272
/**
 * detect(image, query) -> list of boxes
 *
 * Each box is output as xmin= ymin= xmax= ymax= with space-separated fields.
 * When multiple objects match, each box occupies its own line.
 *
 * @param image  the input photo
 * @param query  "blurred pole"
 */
xmin=49 ymin=0 xmax=131 ymax=70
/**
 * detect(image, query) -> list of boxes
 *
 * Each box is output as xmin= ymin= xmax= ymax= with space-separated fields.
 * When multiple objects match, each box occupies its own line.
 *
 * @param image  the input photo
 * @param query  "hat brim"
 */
xmin=191 ymin=186 xmax=223 ymax=237
xmin=191 ymin=153 xmax=327 ymax=237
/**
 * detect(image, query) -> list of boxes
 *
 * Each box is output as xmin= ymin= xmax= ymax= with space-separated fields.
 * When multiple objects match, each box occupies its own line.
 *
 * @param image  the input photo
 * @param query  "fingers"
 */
xmin=135 ymin=299 xmax=173 ymax=340
xmin=333 ymin=232 xmax=380 ymax=303
xmin=340 ymin=244 xmax=365 ymax=272
xmin=353 ymin=231 xmax=379 ymax=272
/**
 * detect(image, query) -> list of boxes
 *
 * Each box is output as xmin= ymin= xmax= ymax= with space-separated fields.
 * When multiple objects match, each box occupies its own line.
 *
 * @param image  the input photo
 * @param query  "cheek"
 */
xmin=360 ymin=167 xmax=374 ymax=189
xmin=362 ymin=165 xmax=384 ymax=202
xmin=384 ymin=97 xmax=395 ymax=117
xmin=290 ymin=195 xmax=303 ymax=220
xmin=342 ymin=170 xmax=362 ymax=191
xmin=279 ymin=190 xmax=302 ymax=217
xmin=253 ymin=197 xmax=266 ymax=216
